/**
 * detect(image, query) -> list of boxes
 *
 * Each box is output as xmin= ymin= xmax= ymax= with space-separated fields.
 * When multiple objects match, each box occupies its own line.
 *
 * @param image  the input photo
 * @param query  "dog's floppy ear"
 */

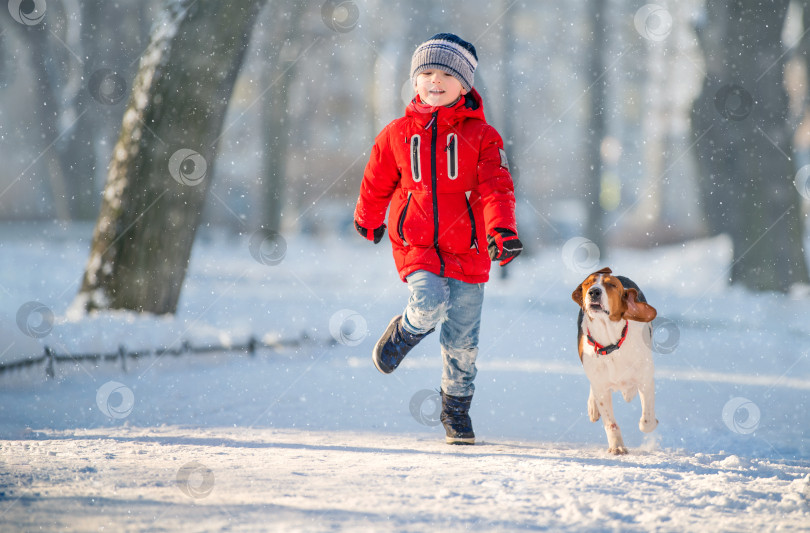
xmin=622 ymin=288 xmax=657 ymax=322
xmin=572 ymin=284 xmax=584 ymax=307
xmin=594 ymin=267 xmax=612 ymax=275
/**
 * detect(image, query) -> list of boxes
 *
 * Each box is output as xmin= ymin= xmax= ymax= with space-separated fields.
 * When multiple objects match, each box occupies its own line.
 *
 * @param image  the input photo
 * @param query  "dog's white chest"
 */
xmin=581 ymin=322 xmax=654 ymax=391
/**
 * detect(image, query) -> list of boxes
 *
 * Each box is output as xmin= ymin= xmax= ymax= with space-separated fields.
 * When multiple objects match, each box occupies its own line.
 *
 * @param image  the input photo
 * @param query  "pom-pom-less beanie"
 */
xmin=410 ymin=33 xmax=478 ymax=92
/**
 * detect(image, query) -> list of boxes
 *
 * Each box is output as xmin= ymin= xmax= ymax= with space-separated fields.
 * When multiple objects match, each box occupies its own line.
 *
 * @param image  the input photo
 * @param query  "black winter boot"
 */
xmin=440 ymin=391 xmax=475 ymax=445
xmin=372 ymin=315 xmax=432 ymax=374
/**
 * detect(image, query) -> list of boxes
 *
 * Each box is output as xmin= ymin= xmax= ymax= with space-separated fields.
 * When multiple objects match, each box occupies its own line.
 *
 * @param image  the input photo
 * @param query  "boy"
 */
xmin=354 ymin=33 xmax=521 ymax=444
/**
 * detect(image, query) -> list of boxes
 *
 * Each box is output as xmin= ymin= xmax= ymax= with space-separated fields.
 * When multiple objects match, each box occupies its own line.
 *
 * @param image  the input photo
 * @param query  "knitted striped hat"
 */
xmin=410 ymin=33 xmax=478 ymax=92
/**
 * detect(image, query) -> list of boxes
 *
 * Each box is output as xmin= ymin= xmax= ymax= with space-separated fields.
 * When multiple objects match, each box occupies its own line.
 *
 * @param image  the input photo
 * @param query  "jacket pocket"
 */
xmin=397 ymin=192 xmax=412 ymax=245
xmin=396 ymin=191 xmax=434 ymax=248
xmin=465 ymin=192 xmax=479 ymax=253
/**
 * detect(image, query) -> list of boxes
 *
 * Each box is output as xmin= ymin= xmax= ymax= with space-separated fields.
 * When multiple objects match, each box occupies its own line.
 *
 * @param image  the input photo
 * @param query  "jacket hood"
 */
xmin=405 ymin=88 xmax=486 ymax=128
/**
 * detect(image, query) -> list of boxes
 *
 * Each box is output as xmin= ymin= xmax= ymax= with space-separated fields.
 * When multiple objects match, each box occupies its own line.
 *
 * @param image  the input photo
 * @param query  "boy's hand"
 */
xmin=355 ymin=220 xmax=386 ymax=244
xmin=487 ymin=228 xmax=522 ymax=266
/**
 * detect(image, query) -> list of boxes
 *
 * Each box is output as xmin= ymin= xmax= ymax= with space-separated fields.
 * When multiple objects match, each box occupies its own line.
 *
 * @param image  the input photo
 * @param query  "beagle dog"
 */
xmin=572 ymin=267 xmax=658 ymax=455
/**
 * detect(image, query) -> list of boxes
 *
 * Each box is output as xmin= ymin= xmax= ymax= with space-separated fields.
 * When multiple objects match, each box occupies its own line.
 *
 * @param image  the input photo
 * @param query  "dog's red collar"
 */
xmin=586 ymin=320 xmax=629 ymax=356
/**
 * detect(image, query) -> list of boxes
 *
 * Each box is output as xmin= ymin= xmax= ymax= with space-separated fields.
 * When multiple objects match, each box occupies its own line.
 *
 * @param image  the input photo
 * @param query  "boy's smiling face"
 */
xmin=413 ymin=69 xmax=467 ymax=107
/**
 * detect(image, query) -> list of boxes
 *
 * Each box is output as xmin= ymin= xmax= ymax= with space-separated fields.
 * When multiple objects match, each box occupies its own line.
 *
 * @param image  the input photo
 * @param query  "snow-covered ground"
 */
xmin=1 ymin=221 xmax=809 ymax=532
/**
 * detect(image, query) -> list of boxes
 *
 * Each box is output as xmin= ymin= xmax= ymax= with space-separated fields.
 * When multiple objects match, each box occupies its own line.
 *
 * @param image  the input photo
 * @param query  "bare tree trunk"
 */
xmin=261 ymin=1 xmax=307 ymax=232
xmin=584 ymin=0 xmax=608 ymax=251
xmin=23 ymin=23 xmax=72 ymax=220
xmin=497 ymin=0 xmax=521 ymax=278
xmin=691 ymin=0 xmax=809 ymax=291
xmin=500 ymin=0 xmax=520 ymax=187
xmin=63 ymin=2 xmax=145 ymax=220
xmin=75 ymin=0 xmax=267 ymax=314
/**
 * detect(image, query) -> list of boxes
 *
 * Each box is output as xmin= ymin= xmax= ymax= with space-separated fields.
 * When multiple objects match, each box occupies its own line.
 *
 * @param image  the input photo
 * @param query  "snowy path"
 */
xmin=1 ymin=344 xmax=808 ymax=532
xmin=3 ymin=426 xmax=809 ymax=532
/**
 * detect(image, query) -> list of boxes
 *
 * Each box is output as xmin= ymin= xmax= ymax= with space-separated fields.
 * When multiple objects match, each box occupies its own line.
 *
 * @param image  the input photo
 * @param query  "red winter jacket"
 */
xmin=354 ymin=89 xmax=517 ymax=283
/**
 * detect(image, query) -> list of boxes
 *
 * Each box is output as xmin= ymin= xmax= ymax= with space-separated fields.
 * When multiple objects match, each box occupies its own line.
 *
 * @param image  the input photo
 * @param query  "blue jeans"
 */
xmin=402 ymin=270 xmax=485 ymax=397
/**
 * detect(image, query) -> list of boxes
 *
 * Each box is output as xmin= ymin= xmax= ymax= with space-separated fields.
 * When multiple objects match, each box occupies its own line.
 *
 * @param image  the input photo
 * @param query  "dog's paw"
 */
xmin=608 ymin=446 xmax=629 ymax=455
xmin=639 ymin=417 xmax=658 ymax=433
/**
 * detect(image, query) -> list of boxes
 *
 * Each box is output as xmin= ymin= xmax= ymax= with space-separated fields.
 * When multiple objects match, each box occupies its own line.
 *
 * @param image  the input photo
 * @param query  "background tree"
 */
xmin=261 ymin=1 xmax=308 ymax=233
xmin=75 ymin=0 xmax=267 ymax=314
xmin=7 ymin=8 xmax=73 ymax=220
xmin=583 ymin=0 xmax=608 ymax=252
xmin=4 ymin=1 xmax=149 ymax=220
xmin=64 ymin=2 xmax=151 ymax=220
xmin=691 ymin=0 xmax=810 ymax=291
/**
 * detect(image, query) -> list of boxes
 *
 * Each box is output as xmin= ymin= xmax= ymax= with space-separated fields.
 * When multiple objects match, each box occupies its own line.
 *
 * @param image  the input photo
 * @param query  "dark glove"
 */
xmin=487 ymin=228 xmax=522 ymax=266
xmin=355 ymin=220 xmax=386 ymax=244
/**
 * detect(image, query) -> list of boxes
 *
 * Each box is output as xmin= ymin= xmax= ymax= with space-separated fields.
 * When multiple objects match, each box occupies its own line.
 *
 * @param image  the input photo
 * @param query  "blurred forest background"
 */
xmin=2 ymin=0 xmax=810 ymax=314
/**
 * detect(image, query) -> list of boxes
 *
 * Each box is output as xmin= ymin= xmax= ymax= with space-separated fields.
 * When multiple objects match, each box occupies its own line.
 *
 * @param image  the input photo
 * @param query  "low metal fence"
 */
xmin=0 ymin=335 xmax=312 ymax=379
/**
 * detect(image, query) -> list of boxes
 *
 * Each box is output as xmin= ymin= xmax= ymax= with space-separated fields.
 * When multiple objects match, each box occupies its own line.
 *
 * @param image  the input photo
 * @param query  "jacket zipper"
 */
xmin=446 ymin=133 xmax=458 ymax=180
xmin=398 ymin=192 xmax=412 ymax=245
xmin=428 ymin=111 xmax=445 ymax=276
xmin=410 ymin=135 xmax=421 ymax=182
xmin=465 ymin=193 xmax=479 ymax=253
